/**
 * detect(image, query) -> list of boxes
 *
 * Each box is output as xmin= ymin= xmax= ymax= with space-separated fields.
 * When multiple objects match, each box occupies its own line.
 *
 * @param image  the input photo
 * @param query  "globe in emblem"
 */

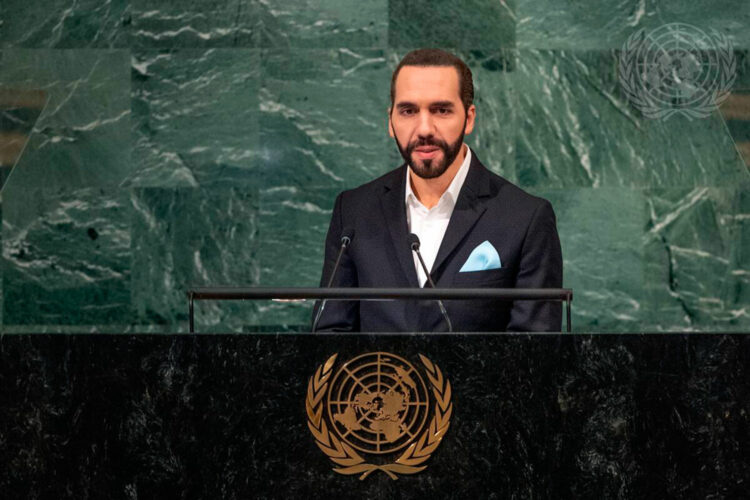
xmin=619 ymin=22 xmax=736 ymax=119
xmin=326 ymin=352 xmax=430 ymax=454
xmin=640 ymin=24 xmax=721 ymax=104
xmin=308 ymin=351 xmax=452 ymax=479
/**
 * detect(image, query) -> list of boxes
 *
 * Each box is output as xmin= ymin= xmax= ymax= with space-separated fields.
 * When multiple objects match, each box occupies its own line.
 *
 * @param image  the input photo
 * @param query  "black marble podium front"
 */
xmin=1 ymin=333 xmax=748 ymax=499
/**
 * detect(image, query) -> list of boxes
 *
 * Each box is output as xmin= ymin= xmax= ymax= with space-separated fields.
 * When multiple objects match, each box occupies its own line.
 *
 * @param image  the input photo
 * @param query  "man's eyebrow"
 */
xmin=395 ymin=101 xmax=417 ymax=109
xmin=395 ymin=101 xmax=456 ymax=109
xmin=429 ymin=101 xmax=455 ymax=108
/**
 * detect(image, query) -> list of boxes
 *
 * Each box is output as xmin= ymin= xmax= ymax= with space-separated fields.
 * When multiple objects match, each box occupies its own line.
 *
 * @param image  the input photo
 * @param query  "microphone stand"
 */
xmin=311 ymin=234 xmax=351 ymax=332
xmin=410 ymin=240 xmax=453 ymax=332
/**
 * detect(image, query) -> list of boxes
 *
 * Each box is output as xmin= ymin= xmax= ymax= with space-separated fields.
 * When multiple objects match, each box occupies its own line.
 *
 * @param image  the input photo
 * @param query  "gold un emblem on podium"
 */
xmin=306 ymin=352 xmax=452 ymax=480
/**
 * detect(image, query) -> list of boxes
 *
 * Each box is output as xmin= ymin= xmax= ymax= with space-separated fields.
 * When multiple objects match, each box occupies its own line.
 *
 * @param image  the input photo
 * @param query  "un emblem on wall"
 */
xmin=618 ymin=22 xmax=736 ymax=120
xmin=306 ymin=352 xmax=452 ymax=479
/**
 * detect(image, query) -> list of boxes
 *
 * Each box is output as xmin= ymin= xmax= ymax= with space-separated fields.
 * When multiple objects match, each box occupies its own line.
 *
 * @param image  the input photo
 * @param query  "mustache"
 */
xmin=409 ymin=138 xmax=447 ymax=150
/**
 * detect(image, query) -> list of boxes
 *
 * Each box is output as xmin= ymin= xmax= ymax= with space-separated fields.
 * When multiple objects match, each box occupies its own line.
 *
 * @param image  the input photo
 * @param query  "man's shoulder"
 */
xmin=337 ymin=163 xmax=405 ymax=202
xmin=494 ymin=172 xmax=550 ymax=207
xmin=474 ymin=156 xmax=553 ymax=215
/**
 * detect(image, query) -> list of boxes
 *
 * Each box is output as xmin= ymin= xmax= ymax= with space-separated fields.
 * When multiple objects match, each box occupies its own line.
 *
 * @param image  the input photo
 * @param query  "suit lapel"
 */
xmin=379 ymin=165 xmax=420 ymax=287
xmin=431 ymin=152 xmax=492 ymax=278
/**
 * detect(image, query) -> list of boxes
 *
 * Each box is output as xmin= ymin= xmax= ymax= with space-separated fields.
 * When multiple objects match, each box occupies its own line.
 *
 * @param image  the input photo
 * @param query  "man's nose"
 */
xmin=416 ymin=111 xmax=435 ymax=138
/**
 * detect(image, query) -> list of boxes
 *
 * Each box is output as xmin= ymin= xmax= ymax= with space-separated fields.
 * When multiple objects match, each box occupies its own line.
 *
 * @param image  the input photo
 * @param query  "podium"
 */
xmin=1 ymin=332 xmax=747 ymax=497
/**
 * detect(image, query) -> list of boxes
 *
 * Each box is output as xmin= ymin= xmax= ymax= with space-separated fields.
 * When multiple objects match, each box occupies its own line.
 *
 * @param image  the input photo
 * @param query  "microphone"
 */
xmin=408 ymin=233 xmax=453 ymax=332
xmin=312 ymin=227 xmax=355 ymax=332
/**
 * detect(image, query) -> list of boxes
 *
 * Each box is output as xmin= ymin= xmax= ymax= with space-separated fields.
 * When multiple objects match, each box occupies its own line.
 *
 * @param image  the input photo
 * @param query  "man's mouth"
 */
xmin=414 ymin=146 xmax=440 ymax=160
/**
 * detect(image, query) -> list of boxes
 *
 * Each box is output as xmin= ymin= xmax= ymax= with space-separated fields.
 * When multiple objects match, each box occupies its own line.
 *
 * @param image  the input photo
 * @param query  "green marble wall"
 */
xmin=0 ymin=1 xmax=748 ymax=332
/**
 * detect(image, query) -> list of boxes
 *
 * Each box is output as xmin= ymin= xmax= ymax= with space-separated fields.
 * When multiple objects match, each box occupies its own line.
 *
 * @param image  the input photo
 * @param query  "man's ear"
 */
xmin=464 ymin=104 xmax=477 ymax=135
xmin=387 ymin=108 xmax=395 ymax=138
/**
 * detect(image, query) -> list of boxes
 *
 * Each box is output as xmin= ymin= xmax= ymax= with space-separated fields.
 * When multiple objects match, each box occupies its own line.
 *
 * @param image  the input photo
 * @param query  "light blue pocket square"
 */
xmin=459 ymin=240 xmax=502 ymax=272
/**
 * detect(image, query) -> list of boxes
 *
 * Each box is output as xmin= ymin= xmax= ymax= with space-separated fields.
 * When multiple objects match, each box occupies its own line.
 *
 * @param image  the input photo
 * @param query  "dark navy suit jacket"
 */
xmin=313 ymin=150 xmax=563 ymax=332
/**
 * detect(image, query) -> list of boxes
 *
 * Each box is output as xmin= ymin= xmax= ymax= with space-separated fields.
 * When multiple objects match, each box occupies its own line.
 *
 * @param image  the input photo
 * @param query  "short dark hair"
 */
xmin=390 ymin=48 xmax=474 ymax=113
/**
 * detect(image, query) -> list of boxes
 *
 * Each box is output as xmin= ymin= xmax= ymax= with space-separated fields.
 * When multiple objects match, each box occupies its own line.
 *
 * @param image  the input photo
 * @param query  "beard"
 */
xmin=392 ymin=121 xmax=466 ymax=180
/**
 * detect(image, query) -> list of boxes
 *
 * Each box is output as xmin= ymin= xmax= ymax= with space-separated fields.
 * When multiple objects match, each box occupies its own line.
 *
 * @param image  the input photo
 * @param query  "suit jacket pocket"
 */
xmin=452 ymin=267 xmax=516 ymax=286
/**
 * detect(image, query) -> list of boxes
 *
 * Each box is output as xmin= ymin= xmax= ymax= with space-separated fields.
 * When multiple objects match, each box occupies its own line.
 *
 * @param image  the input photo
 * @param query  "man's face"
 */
xmin=389 ymin=65 xmax=476 ymax=179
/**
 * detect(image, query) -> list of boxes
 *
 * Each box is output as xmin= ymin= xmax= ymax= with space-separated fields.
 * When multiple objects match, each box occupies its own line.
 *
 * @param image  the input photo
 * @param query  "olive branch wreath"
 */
xmin=618 ymin=27 xmax=736 ymax=120
xmin=306 ymin=353 xmax=452 ymax=480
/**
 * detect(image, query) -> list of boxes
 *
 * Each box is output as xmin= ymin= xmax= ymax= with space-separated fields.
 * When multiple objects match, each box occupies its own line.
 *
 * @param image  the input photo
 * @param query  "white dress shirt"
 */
xmin=406 ymin=144 xmax=472 ymax=287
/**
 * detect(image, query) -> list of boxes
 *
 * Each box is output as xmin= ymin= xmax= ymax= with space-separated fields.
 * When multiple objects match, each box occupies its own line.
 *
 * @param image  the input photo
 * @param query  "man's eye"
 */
xmin=436 ymin=108 xmax=451 ymax=115
xmin=401 ymin=108 xmax=416 ymax=115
